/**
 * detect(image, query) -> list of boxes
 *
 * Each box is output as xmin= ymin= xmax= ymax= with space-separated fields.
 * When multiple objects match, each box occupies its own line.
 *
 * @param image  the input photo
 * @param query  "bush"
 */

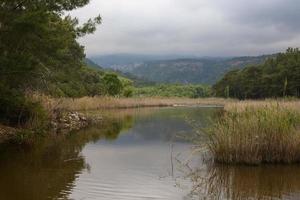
xmin=123 ymin=87 xmax=134 ymax=97
xmin=103 ymin=73 xmax=123 ymax=96
xmin=0 ymin=85 xmax=48 ymax=129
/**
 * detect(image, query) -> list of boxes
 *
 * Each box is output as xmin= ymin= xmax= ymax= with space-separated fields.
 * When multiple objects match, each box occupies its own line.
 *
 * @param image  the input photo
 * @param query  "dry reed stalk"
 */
xmin=205 ymin=103 xmax=300 ymax=164
xmin=45 ymin=96 xmax=233 ymax=111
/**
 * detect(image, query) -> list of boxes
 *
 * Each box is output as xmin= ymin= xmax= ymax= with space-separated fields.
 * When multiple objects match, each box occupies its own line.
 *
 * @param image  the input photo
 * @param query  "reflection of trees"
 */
xmin=187 ymin=163 xmax=300 ymax=200
xmin=0 ymin=118 xmax=131 ymax=200
xmin=0 ymin=107 xmax=219 ymax=200
xmin=76 ymin=117 xmax=134 ymax=142
xmin=0 ymin=138 xmax=85 ymax=200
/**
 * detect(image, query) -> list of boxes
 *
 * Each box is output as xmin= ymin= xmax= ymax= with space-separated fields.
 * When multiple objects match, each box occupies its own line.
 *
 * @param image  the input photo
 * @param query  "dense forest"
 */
xmin=213 ymin=48 xmax=300 ymax=99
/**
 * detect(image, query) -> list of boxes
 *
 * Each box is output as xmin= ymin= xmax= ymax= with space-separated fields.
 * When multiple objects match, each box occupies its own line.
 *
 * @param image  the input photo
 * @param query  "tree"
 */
xmin=103 ymin=74 xmax=123 ymax=96
xmin=0 ymin=0 xmax=101 ymax=88
xmin=0 ymin=0 xmax=101 ymax=125
xmin=213 ymin=48 xmax=300 ymax=99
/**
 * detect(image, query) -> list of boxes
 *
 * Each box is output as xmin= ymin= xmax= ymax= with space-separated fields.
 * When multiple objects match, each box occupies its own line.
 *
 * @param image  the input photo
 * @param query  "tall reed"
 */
xmin=205 ymin=104 xmax=300 ymax=164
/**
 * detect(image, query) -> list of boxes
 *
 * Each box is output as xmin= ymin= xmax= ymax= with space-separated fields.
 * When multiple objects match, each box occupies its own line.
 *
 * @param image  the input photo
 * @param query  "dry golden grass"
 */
xmin=204 ymin=101 xmax=300 ymax=164
xmin=42 ymin=96 xmax=233 ymax=111
xmin=224 ymin=99 xmax=300 ymax=112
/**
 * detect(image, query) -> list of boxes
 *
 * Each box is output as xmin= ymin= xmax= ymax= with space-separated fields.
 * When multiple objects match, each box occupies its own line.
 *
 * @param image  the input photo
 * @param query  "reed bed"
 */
xmin=205 ymin=103 xmax=300 ymax=164
xmin=43 ymin=96 xmax=231 ymax=111
xmin=224 ymin=98 xmax=300 ymax=112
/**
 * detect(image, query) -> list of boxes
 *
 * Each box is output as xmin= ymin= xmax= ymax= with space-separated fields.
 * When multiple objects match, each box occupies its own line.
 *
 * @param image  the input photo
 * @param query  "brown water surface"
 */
xmin=0 ymin=107 xmax=299 ymax=200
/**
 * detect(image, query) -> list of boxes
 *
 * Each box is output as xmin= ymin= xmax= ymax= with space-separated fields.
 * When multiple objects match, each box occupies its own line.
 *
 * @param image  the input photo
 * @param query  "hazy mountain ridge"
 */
xmin=89 ymin=54 xmax=272 ymax=84
xmin=89 ymin=54 xmax=199 ymax=70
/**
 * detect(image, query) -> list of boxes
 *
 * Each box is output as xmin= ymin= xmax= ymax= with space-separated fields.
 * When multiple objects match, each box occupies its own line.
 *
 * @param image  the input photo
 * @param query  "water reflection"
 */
xmin=0 ymin=118 xmax=128 ymax=200
xmin=97 ymin=107 xmax=217 ymax=143
xmin=185 ymin=163 xmax=300 ymax=200
xmin=3 ymin=107 xmax=298 ymax=200
xmin=0 ymin=137 xmax=85 ymax=200
xmin=67 ymin=108 xmax=212 ymax=200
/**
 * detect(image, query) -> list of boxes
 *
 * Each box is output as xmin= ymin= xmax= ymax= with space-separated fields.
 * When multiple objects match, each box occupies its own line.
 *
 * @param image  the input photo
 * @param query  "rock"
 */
xmin=51 ymin=111 xmax=93 ymax=133
xmin=50 ymin=122 xmax=58 ymax=129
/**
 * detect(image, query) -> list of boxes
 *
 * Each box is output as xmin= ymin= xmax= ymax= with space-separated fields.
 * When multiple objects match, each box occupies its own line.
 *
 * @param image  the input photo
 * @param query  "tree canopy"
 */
xmin=0 ymin=0 xmax=101 ymax=90
xmin=0 ymin=0 xmax=102 ymax=125
xmin=213 ymin=48 xmax=300 ymax=99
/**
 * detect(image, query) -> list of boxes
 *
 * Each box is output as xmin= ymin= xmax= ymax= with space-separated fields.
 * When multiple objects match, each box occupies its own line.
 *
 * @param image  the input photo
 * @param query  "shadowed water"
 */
xmin=0 ymin=107 xmax=300 ymax=200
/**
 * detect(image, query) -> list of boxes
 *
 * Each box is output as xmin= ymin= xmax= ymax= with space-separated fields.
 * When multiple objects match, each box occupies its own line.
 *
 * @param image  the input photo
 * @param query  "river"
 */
xmin=0 ymin=107 xmax=299 ymax=200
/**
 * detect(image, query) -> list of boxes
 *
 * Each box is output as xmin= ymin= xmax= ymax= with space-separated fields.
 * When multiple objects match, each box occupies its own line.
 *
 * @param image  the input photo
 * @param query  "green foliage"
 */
xmin=114 ymin=70 xmax=155 ymax=87
xmin=0 ymin=1 xmax=101 ymax=88
xmin=103 ymin=74 xmax=123 ymax=96
xmin=213 ymin=48 xmax=300 ymax=99
xmin=0 ymin=83 xmax=48 ymax=128
xmin=133 ymin=84 xmax=211 ymax=98
xmin=44 ymin=66 xmax=132 ymax=98
xmin=122 ymin=87 xmax=134 ymax=97
xmin=0 ymin=0 xmax=100 ymax=126
xmin=46 ymin=67 xmax=105 ymax=97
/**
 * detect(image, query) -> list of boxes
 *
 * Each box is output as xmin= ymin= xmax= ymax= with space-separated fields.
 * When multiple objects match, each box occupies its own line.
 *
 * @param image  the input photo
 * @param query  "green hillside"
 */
xmin=126 ymin=56 xmax=271 ymax=84
xmin=213 ymin=48 xmax=300 ymax=99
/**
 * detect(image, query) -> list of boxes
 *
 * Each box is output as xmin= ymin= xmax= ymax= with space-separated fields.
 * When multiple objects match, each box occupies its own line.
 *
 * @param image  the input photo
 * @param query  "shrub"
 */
xmin=0 ymin=85 xmax=48 ymax=130
xmin=123 ymin=87 xmax=134 ymax=97
xmin=103 ymin=73 xmax=123 ymax=96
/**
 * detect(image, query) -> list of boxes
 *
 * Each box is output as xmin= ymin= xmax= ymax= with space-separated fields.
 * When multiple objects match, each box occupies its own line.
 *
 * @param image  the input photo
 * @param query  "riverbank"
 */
xmin=2 ymin=97 xmax=300 ymax=150
xmin=0 ymin=111 xmax=100 ymax=145
xmin=0 ymin=97 xmax=231 ymax=144
xmin=45 ymin=96 xmax=233 ymax=111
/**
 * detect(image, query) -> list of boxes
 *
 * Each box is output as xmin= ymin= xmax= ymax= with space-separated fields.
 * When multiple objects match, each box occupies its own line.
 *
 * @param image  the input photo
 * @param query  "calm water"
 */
xmin=0 ymin=107 xmax=300 ymax=200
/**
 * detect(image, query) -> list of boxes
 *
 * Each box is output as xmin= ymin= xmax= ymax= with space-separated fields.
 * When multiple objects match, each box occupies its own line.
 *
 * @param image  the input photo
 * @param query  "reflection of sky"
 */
xmin=69 ymin=143 xmax=195 ymax=200
xmin=96 ymin=118 xmax=194 ymax=145
xmin=68 ymin=107 xmax=209 ymax=200
xmin=98 ymin=107 xmax=217 ymax=146
xmin=66 ymin=107 xmax=300 ymax=200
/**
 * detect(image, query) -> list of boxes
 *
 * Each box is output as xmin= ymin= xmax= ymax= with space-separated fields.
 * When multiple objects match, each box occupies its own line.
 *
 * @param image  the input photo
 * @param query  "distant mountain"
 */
xmin=89 ymin=54 xmax=198 ymax=70
xmin=89 ymin=54 xmax=272 ymax=84
xmin=113 ymin=70 xmax=155 ymax=86
xmin=85 ymin=58 xmax=153 ymax=86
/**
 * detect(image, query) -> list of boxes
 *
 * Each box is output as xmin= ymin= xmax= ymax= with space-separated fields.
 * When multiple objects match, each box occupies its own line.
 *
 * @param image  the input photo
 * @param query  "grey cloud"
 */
xmin=72 ymin=0 xmax=300 ymax=56
xmin=214 ymin=0 xmax=300 ymax=30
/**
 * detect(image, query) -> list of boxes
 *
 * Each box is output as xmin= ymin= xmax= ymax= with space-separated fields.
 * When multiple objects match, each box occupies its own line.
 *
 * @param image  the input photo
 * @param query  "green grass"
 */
xmin=204 ymin=104 xmax=300 ymax=164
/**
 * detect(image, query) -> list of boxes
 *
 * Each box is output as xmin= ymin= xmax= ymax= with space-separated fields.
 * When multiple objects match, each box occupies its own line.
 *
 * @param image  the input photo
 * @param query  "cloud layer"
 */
xmin=71 ymin=0 xmax=300 ymax=56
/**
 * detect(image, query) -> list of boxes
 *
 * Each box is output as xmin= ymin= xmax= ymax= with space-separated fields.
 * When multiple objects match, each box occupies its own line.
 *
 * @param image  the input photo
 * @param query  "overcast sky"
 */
xmin=71 ymin=0 xmax=300 ymax=57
